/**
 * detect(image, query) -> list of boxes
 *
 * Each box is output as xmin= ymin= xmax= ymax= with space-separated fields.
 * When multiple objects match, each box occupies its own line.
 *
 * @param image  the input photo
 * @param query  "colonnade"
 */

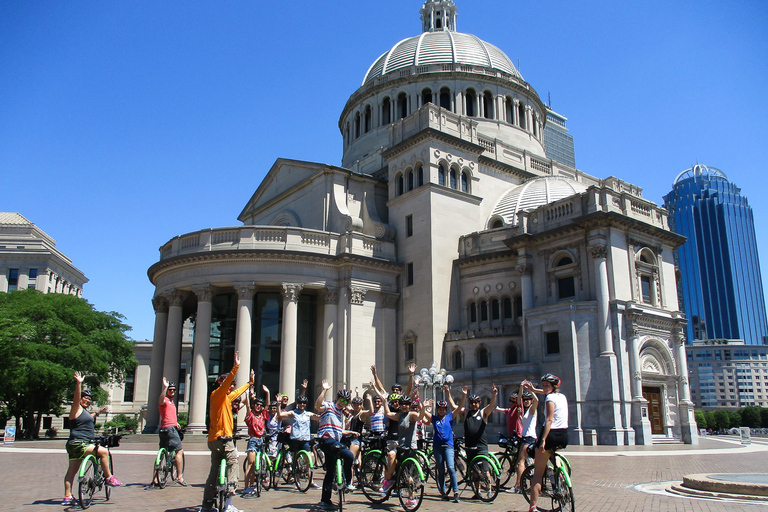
xmin=143 ymin=284 xmax=399 ymax=434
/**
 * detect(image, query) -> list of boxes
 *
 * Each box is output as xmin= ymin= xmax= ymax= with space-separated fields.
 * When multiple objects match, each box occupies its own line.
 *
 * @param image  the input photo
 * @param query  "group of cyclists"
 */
xmin=64 ymin=354 xmax=570 ymax=512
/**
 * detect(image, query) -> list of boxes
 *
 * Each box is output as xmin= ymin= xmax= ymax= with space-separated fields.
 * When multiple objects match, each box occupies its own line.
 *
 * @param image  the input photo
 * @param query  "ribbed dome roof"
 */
xmin=362 ymin=31 xmax=522 ymax=85
xmin=491 ymin=177 xmax=589 ymax=226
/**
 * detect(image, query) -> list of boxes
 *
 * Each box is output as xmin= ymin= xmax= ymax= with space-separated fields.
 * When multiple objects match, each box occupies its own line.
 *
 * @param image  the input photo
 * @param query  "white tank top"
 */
xmin=522 ymin=406 xmax=538 ymax=438
xmin=546 ymin=393 xmax=568 ymax=429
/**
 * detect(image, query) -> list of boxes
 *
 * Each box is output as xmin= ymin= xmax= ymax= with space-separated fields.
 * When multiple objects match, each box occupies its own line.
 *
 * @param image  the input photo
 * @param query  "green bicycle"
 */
xmin=152 ymin=443 xmax=184 ymax=488
xmin=520 ymin=451 xmax=574 ymax=512
xmin=77 ymin=434 xmax=123 ymax=509
xmin=360 ymin=446 xmax=426 ymax=512
xmin=270 ymin=431 xmax=314 ymax=492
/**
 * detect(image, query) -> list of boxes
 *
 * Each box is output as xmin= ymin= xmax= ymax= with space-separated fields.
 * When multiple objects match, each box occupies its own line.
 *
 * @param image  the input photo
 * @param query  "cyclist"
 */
xmin=266 ymin=400 xmax=281 ymax=458
xmin=314 ymin=380 xmax=356 ymax=510
xmin=513 ymin=381 xmax=538 ymax=493
xmin=361 ymin=392 xmax=387 ymax=436
xmin=242 ymin=384 xmax=270 ymax=495
xmin=496 ymin=390 xmax=523 ymax=442
xmin=378 ymin=394 xmax=425 ymax=497
xmin=62 ymin=371 xmax=121 ymax=505
xmin=343 ymin=394 xmax=365 ymax=472
xmin=527 ymin=374 xmax=568 ymax=512
xmin=423 ymin=385 xmax=465 ymax=503
xmin=155 ymin=377 xmax=187 ymax=487
xmin=455 ymin=384 xmax=498 ymax=498
xmin=277 ymin=394 xmax=321 ymax=489
xmin=199 ymin=353 xmax=253 ymax=512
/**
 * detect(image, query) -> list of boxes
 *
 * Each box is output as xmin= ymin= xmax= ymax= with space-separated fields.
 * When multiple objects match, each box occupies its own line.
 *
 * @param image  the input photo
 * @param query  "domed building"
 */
xmin=144 ymin=0 xmax=697 ymax=445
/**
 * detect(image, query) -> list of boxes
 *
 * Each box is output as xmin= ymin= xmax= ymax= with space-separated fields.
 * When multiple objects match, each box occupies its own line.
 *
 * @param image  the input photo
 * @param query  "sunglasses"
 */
xmin=339 ymin=398 xmax=349 ymax=405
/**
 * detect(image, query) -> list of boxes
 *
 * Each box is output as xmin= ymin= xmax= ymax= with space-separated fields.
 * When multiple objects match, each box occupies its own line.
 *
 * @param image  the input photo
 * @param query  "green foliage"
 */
xmin=0 ymin=289 xmax=137 ymax=438
xmin=728 ymin=410 xmax=742 ymax=428
xmin=177 ymin=412 xmax=188 ymax=430
xmin=694 ymin=409 xmax=707 ymax=429
xmin=712 ymin=410 xmax=731 ymax=430
xmin=104 ymin=413 xmax=138 ymax=433
xmin=762 ymin=408 xmax=768 ymax=428
xmin=739 ymin=406 xmax=762 ymax=429
xmin=704 ymin=410 xmax=717 ymax=430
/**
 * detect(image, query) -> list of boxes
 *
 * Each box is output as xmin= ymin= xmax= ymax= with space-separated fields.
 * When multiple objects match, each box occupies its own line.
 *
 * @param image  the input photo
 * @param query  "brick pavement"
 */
xmin=2 ymin=435 xmax=767 ymax=512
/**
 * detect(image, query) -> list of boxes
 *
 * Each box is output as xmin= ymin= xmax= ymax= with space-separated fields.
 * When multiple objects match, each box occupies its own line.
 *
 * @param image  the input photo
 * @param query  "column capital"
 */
xmin=281 ymin=283 xmax=303 ymax=303
xmin=152 ymin=295 xmax=169 ymax=314
xmin=590 ymin=243 xmax=608 ymax=260
xmin=163 ymin=289 xmax=188 ymax=307
xmin=382 ymin=293 xmax=399 ymax=309
xmin=625 ymin=312 xmax=640 ymax=339
xmin=320 ymin=287 xmax=339 ymax=304
xmin=515 ymin=264 xmax=533 ymax=276
xmin=349 ymin=286 xmax=367 ymax=305
xmin=192 ymin=284 xmax=215 ymax=302
xmin=234 ymin=282 xmax=257 ymax=300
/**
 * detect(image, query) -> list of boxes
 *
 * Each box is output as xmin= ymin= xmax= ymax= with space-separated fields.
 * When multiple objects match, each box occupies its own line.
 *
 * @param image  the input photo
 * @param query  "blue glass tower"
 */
xmin=664 ymin=165 xmax=768 ymax=345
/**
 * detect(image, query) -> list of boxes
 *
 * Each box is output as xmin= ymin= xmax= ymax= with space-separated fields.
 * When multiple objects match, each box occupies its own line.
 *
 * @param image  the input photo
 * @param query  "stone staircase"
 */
xmin=652 ymin=434 xmax=683 ymax=445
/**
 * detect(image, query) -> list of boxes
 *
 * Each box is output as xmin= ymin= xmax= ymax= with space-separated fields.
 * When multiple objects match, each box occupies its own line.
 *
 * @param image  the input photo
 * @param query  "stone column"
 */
xmin=526 ymin=106 xmax=534 ymax=133
xmin=626 ymin=315 xmax=653 ymax=444
xmin=234 ymin=282 xmax=256 ymax=400
xmin=162 ymin=290 xmax=187 ymax=393
xmin=516 ymin=263 xmax=534 ymax=311
xmin=591 ymin=244 xmax=614 ymax=355
xmin=512 ymin=99 xmax=519 ymax=126
xmin=187 ymin=285 xmax=214 ymax=434
xmin=320 ymin=287 xmax=338 ymax=386
xmin=673 ymin=324 xmax=698 ymax=444
xmin=144 ymin=296 xmax=169 ymax=433
xmin=381 ymin=293 xmax=399 ymax=386
xmin=336 ymin=285 xmax=349 ymax=390
xmin=280 ymin=283 xmax=303 ymax=402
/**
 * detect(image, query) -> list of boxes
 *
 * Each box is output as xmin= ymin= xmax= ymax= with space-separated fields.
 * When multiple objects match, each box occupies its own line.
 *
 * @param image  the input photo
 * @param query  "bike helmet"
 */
xmin=391 ymin=383 xmax=403 ymax=391
xmin=337 ymin=389 xmax=352 ymax=402
xmin=351 ymin=396 xmax=363 ymax=405
xmin=388 ymin=393 xmax=402 ymax=402
xmin=81 ymin=389 xmax=93 ymax=398
xmin=522 ymin=391 xmax=534 ymax=399
xmin=541 ymin=373 xmax=561 ymax=387
xmin=468 ymin=394 xmax=481 ymax=403
xmin=167 ymin=382 xmax=177 ymax=389
xmin=436 ymin=400 xmax=448 ymax=409
xmin=253 ymin=397 xmax=265 ymax=406
xmin=510 ymin=391 xmax=519 ymax=399
xmin=399 ymin=396 xmax=412 ymax=405
xmin=268 ymin=400 xmax=279 ymax=408
xmin=217 ymin=374 xmax=229 ymax=384
xmin=296 ymin=395 xmax=309 ymax=404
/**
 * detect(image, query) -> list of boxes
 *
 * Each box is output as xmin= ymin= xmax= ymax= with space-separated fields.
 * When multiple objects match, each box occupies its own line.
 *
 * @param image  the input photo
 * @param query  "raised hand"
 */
xmin=99 ymin=406 xmax=109 ymax=414
xmin=492 ymin=383 xmax=498 ymax=394
xmin=370 ymin=365 xmax=377 ymax=375
xmin=408 ymin=362 xmax=416 ymax=375
xmin=355 ymin=386 xmax=360 ymax=397
xmin=262 ymin=384 xmax=269 ymax=393
xmin=234 ymin=351 xmax=241 ymax=367
xmin=250 ymin=369 xmax=255 ymax=382
xmin=162 ymin=376 xmax=169 ymax=388
xmin=462 ymin=386 xmax=469 ymax=395
xmin=322 ymin=379 xmax=331 ymax=390
xmin=444 ymin=384 xmax=450 ymax=392
xmin=74 ymin=371 xmax=84 ymax=383
xmin=301 ymin=379 xmax=308 ymax=389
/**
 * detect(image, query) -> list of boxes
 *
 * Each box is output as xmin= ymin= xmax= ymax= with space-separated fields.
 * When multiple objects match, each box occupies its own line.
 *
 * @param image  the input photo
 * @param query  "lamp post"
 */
xmin=415 ymin=361 xmax=454 ymax=403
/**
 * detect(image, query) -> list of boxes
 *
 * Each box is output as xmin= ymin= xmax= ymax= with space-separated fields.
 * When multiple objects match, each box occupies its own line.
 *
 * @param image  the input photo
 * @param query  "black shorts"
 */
xmin=159 ymin=427 xmax=183 ymax=452
xmin=537 ymin=428 xmax=568 ymax=452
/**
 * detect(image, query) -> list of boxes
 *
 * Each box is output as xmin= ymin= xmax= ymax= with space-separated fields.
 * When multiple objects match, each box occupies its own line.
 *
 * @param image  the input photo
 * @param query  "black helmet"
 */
xmin=541 ymin=373 xmax=561 ymax=387
xmin=351 ymin=396 xmax=363 ymax=405
xmin=436 ymin=400 xmax=448 ymax=409
xmin=468 ymin=394 xmax=481 ymax=403
xmin=167 ymin=382 xmax=177 ymax=389
xmin=510 ymin=391 xmax=519 ymax=399
xmin=296 ymin=395 xmax=309 ymax=404
xmin=522 ymin=391 xmax=534 ymax=399
xmin=81 ymin=389 xmax=93 ymax=398
xmin=399 ymin=396 xmax=412 ymax=405
xmin=254 ymin=397 xmax=265 ymax=405
xmin=268 ymin=400 xmax=279 ymax=408
xmin=337 ymin=389 xmax=352 ymax=401
xmin=391 ymin=383 xmax=402 ymax=391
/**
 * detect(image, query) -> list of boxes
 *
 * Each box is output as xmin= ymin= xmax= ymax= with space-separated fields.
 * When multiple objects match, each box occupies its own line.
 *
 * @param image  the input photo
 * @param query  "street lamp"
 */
xmin=415 ymin=361 xmax=454 ymax=403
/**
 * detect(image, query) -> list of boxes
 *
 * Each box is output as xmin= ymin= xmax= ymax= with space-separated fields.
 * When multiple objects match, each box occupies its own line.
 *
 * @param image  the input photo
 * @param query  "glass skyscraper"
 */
xmin=663 ymin=164 xmax=768 ymax=346
xmin=543 ymin=108 xmax=576 ymax=168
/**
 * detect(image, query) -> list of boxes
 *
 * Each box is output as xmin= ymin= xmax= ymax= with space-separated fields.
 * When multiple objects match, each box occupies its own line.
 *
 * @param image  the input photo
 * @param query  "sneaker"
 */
xmin=177 ymin=479 xmax=188 ymax=487
xmin=528 ymin=507 xmax=539 ymax=512
xmin=310 ymin=482 xmax=322 ymax=489
xmin=453 ymin=492 xmax=460 ymax=503
xmin=61 ymin=495 xmax=75 ymax=506
xmin=241 ymin=487 xmax=254 ymax=496
xmin=346 ymin=483 xmax=356 ymax=492
xmin=378 ymin=479 xmax=394 ymax=493
xmin=405 ymin=499 xmax=418 ymax=508
xmin=105 ymin=476 xmax=122 ymax=487
xmin=511 ymin=486 xmax=521 ymax=494
xmin=225 ymin=505 xmax=244 ymax=512
xmin=317 ymin=501 xmax=336 ymax=510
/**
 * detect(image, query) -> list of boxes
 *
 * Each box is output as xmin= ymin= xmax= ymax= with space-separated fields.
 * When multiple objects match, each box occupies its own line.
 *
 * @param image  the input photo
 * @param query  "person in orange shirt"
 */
xmin=200 ymin=351 xmax=253 ymax=512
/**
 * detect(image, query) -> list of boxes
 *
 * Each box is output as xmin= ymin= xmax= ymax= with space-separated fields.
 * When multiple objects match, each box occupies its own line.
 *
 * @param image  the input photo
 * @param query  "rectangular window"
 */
xmin=28 ymin=268 xmax=38 ymax=279
xmin=406 ymin=262 xmax=414 ymax=287
xmin=406 ymin=215 xmax=413 ymax=237
xmin=557 ymin=276 xmax=575 ymax=299
xmin=7 ymin=269 xmax=19 ymax=291
xmin=545 ymin=331 xmax=560 ymax=355
xmin=405 ymin=341 xmax=415 ymax=361
xmin=640 ymin=275 xmax=651 ymax=303
xmin=123 ymin=371 xmax=135 ymax=402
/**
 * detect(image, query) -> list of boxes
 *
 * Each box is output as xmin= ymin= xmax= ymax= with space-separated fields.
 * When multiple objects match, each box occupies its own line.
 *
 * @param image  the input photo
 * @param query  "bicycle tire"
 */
xmin=78 ymin=457 xmax=98 ymax=509
xmin=217 ymin=487 xmax=227 ymax=512
xmin=260 ymin=452 xmax=272 ymax=491
xmin=336 ymin=459 xmax=345 ymax=512
xmin=293 ymin=450 xmax=313 ymax=492
xmin=105 ymin=454 xmax=114 ymax=500
xmin=521 ymin=465 xmax=559 ymax=512
xmin=171 ymin=451 xmax=185 ymax=482
xmin=497 ymin=453 xmax=516 ymax=488
xmin=520 ymin=464 xmax=533 ymax=504
xmin=360 ymin=453 xmax=388 ymax=503
xmin=153 ymin=448 xmax=168 ymax=489
xmin=414 ymin=450 xmax=431 ymax=483
xmin=397 ymin=459 xmax=424 ymax=512
xmin=469 ymin=456 xmax=499 ymax=502
xmin=454 ymin=451 xmax=467 ymax=486
xmin=315 ymin=446 xmax=326 ymax=470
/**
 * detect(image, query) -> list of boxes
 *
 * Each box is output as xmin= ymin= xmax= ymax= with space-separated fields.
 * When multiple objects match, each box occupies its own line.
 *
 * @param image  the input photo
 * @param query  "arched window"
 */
xmin=450 ymin=169 xmax=457 ymax=189
xmin=491 ymin=218 xmax=504 ymax=229
xmin=636 ymin=249 xmax=659 ymax=305
xmin=466 ymin=89 xmax=476 ymax=117
xmin=480 ymin=300 xmax=488 ymax=322
xmin=355 ymin=112 xmax=361 ymax=138
xmin=382 ymin=97 xmax=391 ymax=125
xmin=407 ymin=170 xmax=414 ymax=191
xmin=491 ymin=299 xmax=500 ymax=320
xmin=461 ymin=171 xmax=469 ymax=193
xmin=502 ymin=297 xmax=513 ymax=319
xmin=477 ymin=347 xmax=489 ymax=368
xmin=440 ymin=88 xmax=451 ymax=110
xmin=469 ymin=302 xmax=477 ymax=323
xmin=518 ymin=102 xmax=526 ymax=130
xmin=422 ymin=88 xmax=432 ymax=107
xmin=438 ymin=164 xmax=446 ymax=186
xmin=505 ymin=344 xmax=518 ymax=365
xmin=483 ymin=91 xmax=494 ymax=119
xmin=417 ymin=165 xmax=425 ymax=186
xmin=453 ymin=349 xmax=463 ymax=370
xmin=396 ymin=173 xmax=404 ymax=196
xmin=364 ymin=105 xmax=372 ymax=133
xmin=505 ymin=96 xmax=514 ymax=124
xmin=554 ymin=255 xmax=576 ymax=299
xmin=398 ymin=92 xmax=408 ymax=120
xmin=532 ymin=114 xmax=539 ymax=138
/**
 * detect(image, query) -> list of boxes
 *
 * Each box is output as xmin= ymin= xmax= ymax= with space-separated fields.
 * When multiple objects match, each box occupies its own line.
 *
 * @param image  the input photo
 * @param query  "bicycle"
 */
xmin=462 ymin=448 xmax=501 ymax=502
xmin=359 ymin=445 xmax=426 ymax=512
xmin=152 ymin=431 xmax=185 ymax=488
xmin=330 ymin=453 xmax=348 ymax=512
xmin=270 ymin=431 xmax=314 ymax=492
xmin=520 ymin=451 xmax=574 ymax=512
xmin=495 ymin=434 xmax=523 ymax=489
xmin=429 ymin=436 xmax=467 ymax=497
xmin=77 ymin=433 xmax=124 ymax=509
xmin=241 ymin=434 xmax=273 ymax=498
xmin=212 ymin=434 xmax=248 ymax=512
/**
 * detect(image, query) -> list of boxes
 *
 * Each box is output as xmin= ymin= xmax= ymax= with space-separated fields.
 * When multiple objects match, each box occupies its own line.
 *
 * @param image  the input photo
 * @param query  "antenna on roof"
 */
xmin=547 ymin=92 xmax=551 ymax=109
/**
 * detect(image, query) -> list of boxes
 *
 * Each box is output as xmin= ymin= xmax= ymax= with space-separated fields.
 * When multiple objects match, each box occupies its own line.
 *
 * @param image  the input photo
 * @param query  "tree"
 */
xmin=762 ymin=407 xmax=768 ymax=428
xmin=728 ymin=410 xmax=742 ymax=428
xmin=694 ymin=409 xmax=707 ymax=430
xmin=704 ymin=410 xmax=717 ymax=430
xmin=712 ymin=410 xmax=731 ymax=431
xmin=739 ymin=406 xmax=762 ymax=429
xmin=0 ymin=289 xmax=136 ymax=439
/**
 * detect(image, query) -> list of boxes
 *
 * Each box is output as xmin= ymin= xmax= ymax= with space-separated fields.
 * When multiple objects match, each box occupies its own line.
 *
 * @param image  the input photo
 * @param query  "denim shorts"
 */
xmin=246 ymin=436 xmax=264 ymax=453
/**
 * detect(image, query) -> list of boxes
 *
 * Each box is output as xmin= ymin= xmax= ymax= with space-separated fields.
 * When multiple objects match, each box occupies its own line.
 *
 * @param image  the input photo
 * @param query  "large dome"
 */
xmin=362 ymin=31 xmax=522 ymax=86
xmin=490 ymin=177 xmax=589 ymax=227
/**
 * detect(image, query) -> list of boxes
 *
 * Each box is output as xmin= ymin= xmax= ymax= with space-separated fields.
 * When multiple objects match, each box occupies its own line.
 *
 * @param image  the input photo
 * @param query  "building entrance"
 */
xmin=642 ymin=386 xmax=664 ymax=435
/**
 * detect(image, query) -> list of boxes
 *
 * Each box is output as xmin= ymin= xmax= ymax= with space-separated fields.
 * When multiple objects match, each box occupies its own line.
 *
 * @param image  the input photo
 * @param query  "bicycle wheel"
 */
xmin=469 ymin=457 xmax=499 ymax=502
xmin=497 ymin=453 xmax=516 ymax=488
xmin=293 ymin=451 xmax=313 ymax=492
xmin=520 ymin=464 xmax=533 ymax=504
xmin=360 ymin=453 xmax=388 ymax=503
xmin=415 ymin=450 xmax=430 ymax=483
xmin=171 ymin=451 xmax=185 ymax=482
xmin=453 ymin=451 xmax=467 ymax=486
xmin=521 ymin=466 xmax=558 ymax=512
xmin=260 ymin=452 xmax=272 ymax=491
xmin=216 ymin=487 xmax=227 ymax=512
xmin=397 ymin=459 xmax=424 ymax=512
xmin=315 ymin=446 xmax=326 ymax=470
xmin=105 ymin=454 xmax=114 ymax=500
xmin=78 ymin=458 xmax=98 ymax=509
xmin=555 ymin=470 xmax=574 ymax=512
xmin=153 ymin=449 xmax=168 ymax=489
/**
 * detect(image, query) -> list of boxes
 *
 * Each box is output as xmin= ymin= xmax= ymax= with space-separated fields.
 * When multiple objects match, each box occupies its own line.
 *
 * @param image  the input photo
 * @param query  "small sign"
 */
xmin=740 ymin=426 xmax=751 ymax=445
xmin=4 ymin=426 xmax=16 ymax=445
xmin=699 ymin=429 xmax=707 ymax=437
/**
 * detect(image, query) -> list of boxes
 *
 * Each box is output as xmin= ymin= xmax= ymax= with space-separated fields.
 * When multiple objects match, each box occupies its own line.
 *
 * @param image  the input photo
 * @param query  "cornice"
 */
xmin=455 ymin=250 xmax=516 ymax=268
xmin=477 ymin=154 xmax=537 ymax=181
xmin=382 ymin=127 xmax=485 ymax=160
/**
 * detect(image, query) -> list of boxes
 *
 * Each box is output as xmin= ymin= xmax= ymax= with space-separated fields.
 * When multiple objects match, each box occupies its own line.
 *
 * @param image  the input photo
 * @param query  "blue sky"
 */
xmin=2 ymin=1 xmax=767 ymax=341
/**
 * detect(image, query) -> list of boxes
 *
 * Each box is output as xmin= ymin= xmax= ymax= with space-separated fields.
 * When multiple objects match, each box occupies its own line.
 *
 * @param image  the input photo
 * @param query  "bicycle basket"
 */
xmin=105 ymin=435 xmax=122 ymax=448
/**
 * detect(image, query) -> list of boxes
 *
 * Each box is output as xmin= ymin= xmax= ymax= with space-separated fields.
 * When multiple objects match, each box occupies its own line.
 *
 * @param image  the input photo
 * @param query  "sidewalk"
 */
xmin=2 ymin=436 xmax=767 ymax=511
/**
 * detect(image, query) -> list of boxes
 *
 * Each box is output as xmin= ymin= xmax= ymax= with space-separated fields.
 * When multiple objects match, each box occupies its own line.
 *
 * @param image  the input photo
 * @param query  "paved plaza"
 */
xmin=2 ymin=435 xmax=768 ymax=512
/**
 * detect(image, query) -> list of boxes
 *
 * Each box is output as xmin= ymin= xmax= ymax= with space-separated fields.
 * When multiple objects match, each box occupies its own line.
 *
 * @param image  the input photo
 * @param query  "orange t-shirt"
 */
xmin=207 ymin=365 xmax=251 ymax=442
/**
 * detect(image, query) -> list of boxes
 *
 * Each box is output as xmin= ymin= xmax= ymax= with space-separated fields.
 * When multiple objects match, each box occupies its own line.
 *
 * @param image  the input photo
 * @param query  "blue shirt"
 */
xmin=432 ymin=411 xmax=454 ymax=447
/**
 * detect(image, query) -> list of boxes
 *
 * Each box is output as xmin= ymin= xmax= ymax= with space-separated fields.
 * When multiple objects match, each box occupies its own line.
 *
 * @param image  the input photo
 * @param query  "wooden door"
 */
xmin=642 ymin=387 xmax=664 ymax=435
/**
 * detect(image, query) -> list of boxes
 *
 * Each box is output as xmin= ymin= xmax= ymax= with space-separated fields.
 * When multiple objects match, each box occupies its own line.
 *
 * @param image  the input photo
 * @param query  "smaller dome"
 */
xmin=490 ymin=177 xmax=589 ymax=227
xmin=674 ymin=164 xmax=728 ymax=184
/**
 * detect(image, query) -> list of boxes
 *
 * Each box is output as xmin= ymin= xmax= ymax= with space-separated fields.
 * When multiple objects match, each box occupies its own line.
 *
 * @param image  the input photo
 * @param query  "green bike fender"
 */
xmin=401 ymin=457 xmax=426 ymax=480
xmin=473 ymin=454 xmax=501 ymax=476
xmin=366 ymin=449 xmax=383 ymax=460
xmin=336 ymin=458 xmax=344 ymax=485
xmin=486 ymin=452 xmax=502 ymax=473
xmin=154 ymin=448 xmax=167 ymax=466
xmin=219 ymin=458 xmax=227 ymax=485
xmin=558 ymin=466 xmax=572 ymax=488
xmin=274 ymin=450 xmax=284 ymax=469
xmin=78 ymin=454 xmax=98 ymax=479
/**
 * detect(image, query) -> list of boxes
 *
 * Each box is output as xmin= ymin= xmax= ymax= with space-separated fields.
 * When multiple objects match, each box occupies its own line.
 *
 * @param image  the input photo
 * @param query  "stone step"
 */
xmin=652 ymin=435 xmax=683 ymax=445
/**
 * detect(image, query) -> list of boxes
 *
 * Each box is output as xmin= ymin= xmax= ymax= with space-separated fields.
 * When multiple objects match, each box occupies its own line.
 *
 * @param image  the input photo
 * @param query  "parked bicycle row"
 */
xmin=64 ymin=358 xmax=574 ymax=512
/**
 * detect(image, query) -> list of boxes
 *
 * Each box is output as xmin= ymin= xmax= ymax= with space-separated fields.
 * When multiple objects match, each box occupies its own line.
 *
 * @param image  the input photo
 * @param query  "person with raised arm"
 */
xmin=62 ymin=371 xmax=121 ymax=506
xmin=455 ymin=383 xmax=498 ymax=499
xmin=242 ymin=381 xmax=269 ymax=495
xmin=155 ymin=377 xmax=187 ymax=486
xmin=423 ymin=385 xmax=465 ymax=503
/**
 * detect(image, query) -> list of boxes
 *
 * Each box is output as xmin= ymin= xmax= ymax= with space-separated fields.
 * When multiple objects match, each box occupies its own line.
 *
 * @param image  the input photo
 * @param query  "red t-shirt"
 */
xmin=159 ymin=396 xmax=178 ymax=429
xmin=245 ymin=408 xmax=269 ymax=437
xmin=502 ymin=404 xmax=523 ymax=437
